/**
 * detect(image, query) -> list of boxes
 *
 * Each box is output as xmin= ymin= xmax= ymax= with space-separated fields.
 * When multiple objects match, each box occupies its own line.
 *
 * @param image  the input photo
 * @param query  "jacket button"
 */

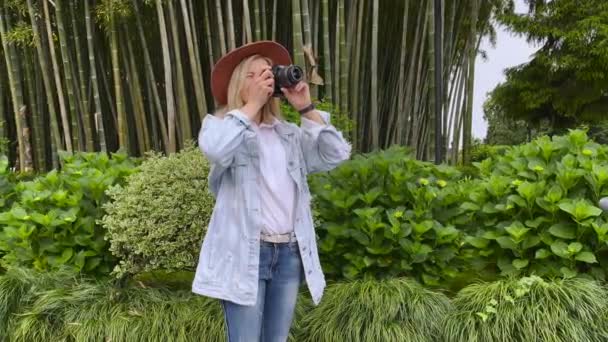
xmin=289 ymin=161 xmax=294 ymax=166
xmin=308 ymin=269 xmax=313 ymax=275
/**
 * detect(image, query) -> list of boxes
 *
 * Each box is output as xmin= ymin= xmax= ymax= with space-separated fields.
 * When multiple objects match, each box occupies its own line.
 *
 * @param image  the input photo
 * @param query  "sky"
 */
xmin=472 ymin=0 xmax=538 ymax=139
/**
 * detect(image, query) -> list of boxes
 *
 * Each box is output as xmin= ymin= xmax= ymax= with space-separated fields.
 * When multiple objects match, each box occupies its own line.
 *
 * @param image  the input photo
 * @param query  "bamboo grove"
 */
xmin=0 ymin=0 xmax=503 ymax=172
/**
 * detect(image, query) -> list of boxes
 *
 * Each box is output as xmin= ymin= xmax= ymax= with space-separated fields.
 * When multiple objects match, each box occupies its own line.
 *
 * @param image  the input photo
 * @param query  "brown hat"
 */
xmin=211 ymin=40 xmax=292 ymax=106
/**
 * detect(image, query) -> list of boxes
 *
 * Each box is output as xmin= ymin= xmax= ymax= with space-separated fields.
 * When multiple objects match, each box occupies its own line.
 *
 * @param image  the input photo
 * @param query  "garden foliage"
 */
xmin=0 ymin=151 xmax=138 ymax=276
xmin=102 ymin=143 xmax=215 ymax=278
xmin=312 ymin=130 xmax=608 ymax=286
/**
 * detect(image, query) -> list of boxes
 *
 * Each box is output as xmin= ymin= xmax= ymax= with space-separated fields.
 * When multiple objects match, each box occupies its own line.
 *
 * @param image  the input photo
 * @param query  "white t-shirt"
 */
xmin=250 ymin=116 xmax=323 ymax=235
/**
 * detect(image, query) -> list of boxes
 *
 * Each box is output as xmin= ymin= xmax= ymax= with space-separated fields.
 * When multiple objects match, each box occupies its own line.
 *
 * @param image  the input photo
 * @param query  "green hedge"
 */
xmin=1 ymin=268 xmax=607 ymax=342
xmin=312 ymin=130 xmax=608 ymax=287
xmin=462 ymin=130 xmax=608 ymax=280
xmin=310 ymin=146 xmax=467 ymax=286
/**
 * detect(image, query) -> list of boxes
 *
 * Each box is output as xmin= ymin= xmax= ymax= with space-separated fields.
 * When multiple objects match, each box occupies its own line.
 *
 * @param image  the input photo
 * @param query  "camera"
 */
xmin=272 ymin=65 xmax=303 ymax=97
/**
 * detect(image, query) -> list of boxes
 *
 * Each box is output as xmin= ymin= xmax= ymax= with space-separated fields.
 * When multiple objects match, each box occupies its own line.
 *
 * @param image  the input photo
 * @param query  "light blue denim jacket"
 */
xmin=192 ymin=108 xmax=351 ymax=306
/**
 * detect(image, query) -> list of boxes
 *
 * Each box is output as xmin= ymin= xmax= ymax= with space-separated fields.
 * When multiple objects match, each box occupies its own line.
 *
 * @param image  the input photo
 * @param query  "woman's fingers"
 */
xmin=257 ymin=68 xmax=273 ymax=81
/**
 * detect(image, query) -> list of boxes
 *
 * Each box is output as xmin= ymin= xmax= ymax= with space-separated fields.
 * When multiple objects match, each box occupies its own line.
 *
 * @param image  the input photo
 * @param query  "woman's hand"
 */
xmin=241 ymin=67 xmax=274 ymax=119
xmin=281 ymin=82 xmax=312 ymax=111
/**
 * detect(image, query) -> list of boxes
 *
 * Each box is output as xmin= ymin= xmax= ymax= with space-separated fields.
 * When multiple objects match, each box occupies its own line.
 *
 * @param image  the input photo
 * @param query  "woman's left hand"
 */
xmin=281 ymin=82 xmax=312 ymax=111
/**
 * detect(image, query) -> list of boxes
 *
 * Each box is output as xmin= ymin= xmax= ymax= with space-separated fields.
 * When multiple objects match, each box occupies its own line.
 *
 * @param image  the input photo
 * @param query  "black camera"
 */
xmin=272 ymin=65 xmax=303 ymax=97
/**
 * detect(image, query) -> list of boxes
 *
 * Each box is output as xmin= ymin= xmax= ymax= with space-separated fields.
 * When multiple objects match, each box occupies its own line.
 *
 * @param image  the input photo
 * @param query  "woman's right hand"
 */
xmin=242 ymin=67 xmax=274 ymax=118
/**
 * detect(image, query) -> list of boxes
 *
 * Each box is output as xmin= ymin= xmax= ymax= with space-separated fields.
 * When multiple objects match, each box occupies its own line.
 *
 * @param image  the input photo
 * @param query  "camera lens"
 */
xmin=287 ymin=66 xmax=303 ymax=85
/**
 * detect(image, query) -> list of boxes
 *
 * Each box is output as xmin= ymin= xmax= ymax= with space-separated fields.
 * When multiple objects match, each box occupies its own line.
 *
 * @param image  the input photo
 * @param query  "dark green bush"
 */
xmin=0 ymin=151 xmax=138 ymax=276
xmin=293 ymin=278 xmax=451 ymax=342
xmin=102 ymin=143 xmax=214 ymax=278
xmin=460 ymin=130 xmax=608 ymax=280
xmin=310 ymin=147 xmax=468 ymax=286
xmin=442 ymin=276 xmax=608 ymax=342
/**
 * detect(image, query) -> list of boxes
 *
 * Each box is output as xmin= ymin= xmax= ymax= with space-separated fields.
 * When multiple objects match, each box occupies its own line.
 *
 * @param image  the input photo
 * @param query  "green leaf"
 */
xmin=11 ymin=206 xmax=28 ymax=220
xmin=548 ymin=223 xmax=576 ymax=239
xmin=525 ymin=217 xmax=546 ymax=228
xmin=575 ymin=251 xmax=598 ymax=264
xmin=465 ymin=236 xmax=489 ymax=249
xmin=349 ymin=230 xmax=370 ymax=245
xmin=535 ymin=248 xmax=552 ymax=259
xmin=412 ymin=220 xmax=434 ymax=235
xmin=551 ymin=241 xmax=569 ymax=258
xmin=512 ymin=259 xmax=529 ymax=270
xmin=460 ymin=202 xmax=481 ymax=211
xmin=505 ymin=221 xmax=530 ymax=241
xmin=558 ymin=199 xmax=602 ymax=221
xmin=360 ymin=187 xmax=383 ymax=205
xmin=522 ymin=236 xmax=541 ymax=249
xmin=507 ymin=195 xmax=527 ymax=208
xmin=568 ymin=242 xmax=583 ymax=254
xmin=560 ymin=267 xmax=577 ymax=279
xmin=496 ymin=236 xmax=518 ymax=250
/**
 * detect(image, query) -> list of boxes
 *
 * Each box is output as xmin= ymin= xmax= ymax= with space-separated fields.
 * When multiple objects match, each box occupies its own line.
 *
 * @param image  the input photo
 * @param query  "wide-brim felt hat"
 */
xmin=211 ymin=40 xmax=292 ymax=106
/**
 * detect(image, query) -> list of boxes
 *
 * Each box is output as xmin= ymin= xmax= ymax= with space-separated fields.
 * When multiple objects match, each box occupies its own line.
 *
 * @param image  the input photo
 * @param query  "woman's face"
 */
xmin=240 ymin=58 xmax=273 ymax=104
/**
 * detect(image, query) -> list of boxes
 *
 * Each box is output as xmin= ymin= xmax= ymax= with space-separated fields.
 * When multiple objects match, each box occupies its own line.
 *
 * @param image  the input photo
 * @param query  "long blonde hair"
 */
xmin=215 ymin=55 xmax=282 ymax=124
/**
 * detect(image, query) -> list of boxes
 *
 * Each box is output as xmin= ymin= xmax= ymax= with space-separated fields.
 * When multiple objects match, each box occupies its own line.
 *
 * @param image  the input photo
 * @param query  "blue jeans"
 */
xmin=221 ymin=240 xmax=304 ymax=342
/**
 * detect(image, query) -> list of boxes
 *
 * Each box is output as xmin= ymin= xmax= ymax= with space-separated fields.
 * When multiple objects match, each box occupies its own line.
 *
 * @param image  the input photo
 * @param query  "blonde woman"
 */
xmin=192 ymin=41 xmax=351 ymax=341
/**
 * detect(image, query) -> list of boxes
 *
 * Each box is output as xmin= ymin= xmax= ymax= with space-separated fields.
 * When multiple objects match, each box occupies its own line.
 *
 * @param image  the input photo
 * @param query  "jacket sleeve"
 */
xmin=299 ymin=110 xmax=352 ymax=174
xmin=198 ymin=109 xmax=251 ymax=168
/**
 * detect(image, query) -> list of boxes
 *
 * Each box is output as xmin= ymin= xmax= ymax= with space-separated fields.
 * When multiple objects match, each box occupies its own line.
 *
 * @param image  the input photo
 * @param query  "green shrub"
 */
xmin=0 ymin=151 xmax=138 ymax=276
xmin=102 ymin=142 xmax=214 ymax=278
xmin=310 ymin=147 xmax=468 ymax=286
xmin=460 ymin=130 xmax=608 ymax=280
xmin=293 ymin=278 xmax=451 ymax=342
xmin=442 ymin=276 xmax=608 ymax=342
xmin=470 ymin=143 xmax=509 ymax=163
xmin=281 ymin=100 xmax=355 ymax=141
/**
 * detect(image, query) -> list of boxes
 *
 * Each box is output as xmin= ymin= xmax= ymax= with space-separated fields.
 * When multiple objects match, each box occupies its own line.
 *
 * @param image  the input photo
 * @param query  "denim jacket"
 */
xmin=192 ymin=109 xmax=351 ymax=306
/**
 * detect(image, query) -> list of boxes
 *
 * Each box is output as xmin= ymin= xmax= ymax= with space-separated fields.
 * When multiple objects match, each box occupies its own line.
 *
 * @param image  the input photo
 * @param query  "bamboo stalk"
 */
xmin=23 ymin=49 xmax=44 ymax=170
xmin=70 ymin=1 xmax=93 ymax=151
xmin=291 ymin=0 xmax=305 ymax=67
xmin=215 ymin=0 xmax=227 ymax=55
xmin=132 ymin=0 xmax=169 ymax=151
xmin=42 ymin=0 xmax=72 ymax=154
xmin=121 ymin=27 xmax=147 ymax=154
xmin=157 ymin=0 xmax=176 ymax=154
xmin=55 ymin=0 xmax=82 ymax=151
xmin=180 ymin=0 xmax=207 ymax=121
xmin=338 ymin=0 xmax=347 ymax=112
xmin=242 ymin=0 xmax=252 ymax=43
xmin=253 ymin=0 xmax=261 ymax=41
xmin=369 ymin=0 xmax=379 ymax=149
xmin=85 ymin=0 xmax=105 ymax=152
xmin=226 ymin=0 xmax=236 ymax=48
xmin=321 ymin=0 xmax=332 ymax=102
xmin=109 ymin=0 xmax=128 ymax=153
xmin=168 ymin=0 xmax=191 ymax=148
xmin=26 ymin=0 xmax=64 ymax=160
xmin=0 ymin=9 xmax=26 ymax=170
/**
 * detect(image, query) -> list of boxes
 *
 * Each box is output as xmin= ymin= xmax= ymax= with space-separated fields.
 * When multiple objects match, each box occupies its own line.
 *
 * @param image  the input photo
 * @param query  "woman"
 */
xmin=192 ymin=41 xmax=351 ymax=341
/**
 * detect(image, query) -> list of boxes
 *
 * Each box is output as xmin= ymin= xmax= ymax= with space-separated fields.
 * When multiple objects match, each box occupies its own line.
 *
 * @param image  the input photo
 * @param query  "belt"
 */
xmin=260 ymin=231 xmax=297 ymax=243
